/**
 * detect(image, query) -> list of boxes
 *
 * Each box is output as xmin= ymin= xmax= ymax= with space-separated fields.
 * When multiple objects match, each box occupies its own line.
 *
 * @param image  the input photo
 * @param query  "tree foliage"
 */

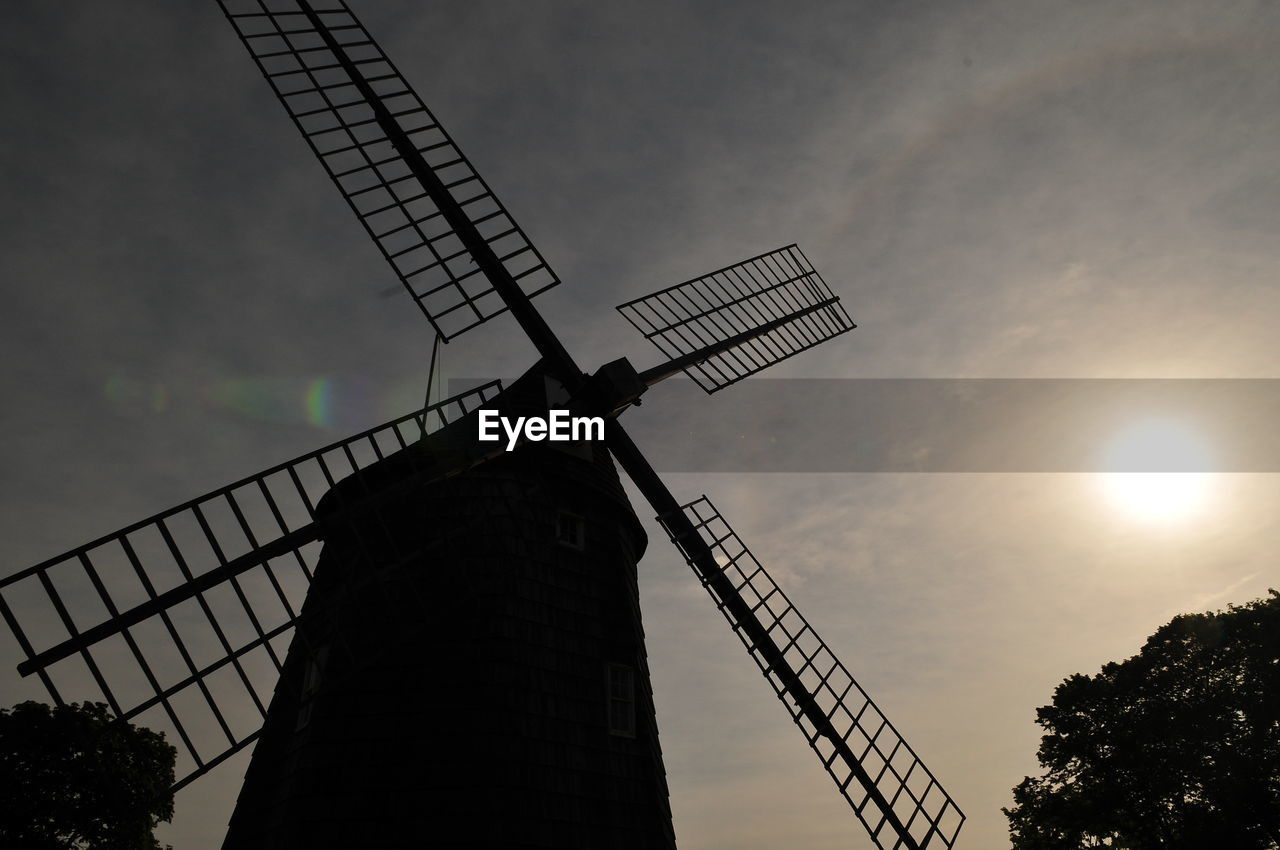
xmin=1005 ymin=590 xmax=1280 ymax=849
xmin=0 ymin=700 xmax=176 ymax=850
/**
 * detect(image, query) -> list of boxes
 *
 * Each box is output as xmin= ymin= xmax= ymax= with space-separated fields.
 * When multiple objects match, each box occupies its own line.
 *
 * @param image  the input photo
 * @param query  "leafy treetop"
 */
xmin=1005 ymin=589 xmax=1280 ymax=849
xmin=0 ymin=700 xmax=176 ymax=850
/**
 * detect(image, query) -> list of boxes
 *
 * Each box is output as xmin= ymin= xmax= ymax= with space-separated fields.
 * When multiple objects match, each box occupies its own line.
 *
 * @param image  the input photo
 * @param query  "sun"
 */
xmin=1098 ymin=420 xmax=1216 ymax=525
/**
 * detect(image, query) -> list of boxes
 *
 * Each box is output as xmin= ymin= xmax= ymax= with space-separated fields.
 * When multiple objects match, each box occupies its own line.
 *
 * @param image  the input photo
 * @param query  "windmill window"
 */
xmin=607 ymin=663 xmax=636 ymax=738
xmin=295 ymin=644 xmax=329 ymax=732
xmin=556 ymin=511 xmax=585 ymax=550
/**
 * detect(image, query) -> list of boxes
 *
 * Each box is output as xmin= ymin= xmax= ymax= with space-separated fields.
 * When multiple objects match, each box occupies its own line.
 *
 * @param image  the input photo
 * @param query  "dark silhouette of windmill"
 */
xmin=0 ymin=2 xmax=964 ymax=848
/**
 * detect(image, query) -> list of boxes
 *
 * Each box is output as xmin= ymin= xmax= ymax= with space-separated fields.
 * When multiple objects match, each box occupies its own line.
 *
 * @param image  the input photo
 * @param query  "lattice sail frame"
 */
xmin=218 ymin=0 xmax=560 ymax=340
xmin=659 ymin=497 xmax=964 ymax=850
xmin=617 ymin=245 xmax=855 ymax=393
xmin=0 ymin=381 xmax=500 ymax=791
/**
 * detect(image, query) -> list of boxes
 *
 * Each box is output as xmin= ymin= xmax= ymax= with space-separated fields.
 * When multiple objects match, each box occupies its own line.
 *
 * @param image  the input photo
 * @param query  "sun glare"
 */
xmin=1099 ymin=420 xmax=1216 ymax=525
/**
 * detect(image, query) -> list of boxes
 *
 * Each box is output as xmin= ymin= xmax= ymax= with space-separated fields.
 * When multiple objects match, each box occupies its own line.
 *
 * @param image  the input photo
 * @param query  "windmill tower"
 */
xmin=0 ymin=2 xmax=965 ymax=849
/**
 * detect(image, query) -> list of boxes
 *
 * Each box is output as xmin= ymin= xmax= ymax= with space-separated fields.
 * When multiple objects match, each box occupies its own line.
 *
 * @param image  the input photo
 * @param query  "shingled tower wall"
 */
xmin=222 ymin=383 xmax=675 ymax=849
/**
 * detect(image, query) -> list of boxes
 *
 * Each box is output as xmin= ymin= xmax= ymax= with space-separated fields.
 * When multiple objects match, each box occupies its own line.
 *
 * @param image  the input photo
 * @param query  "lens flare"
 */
xmin=305 ymin=378 xmax=334 ymax=428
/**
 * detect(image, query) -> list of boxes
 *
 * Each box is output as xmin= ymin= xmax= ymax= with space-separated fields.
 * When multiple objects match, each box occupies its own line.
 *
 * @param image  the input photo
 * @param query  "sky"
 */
xmin=2 ymin=1 xmax=1280 ymax=848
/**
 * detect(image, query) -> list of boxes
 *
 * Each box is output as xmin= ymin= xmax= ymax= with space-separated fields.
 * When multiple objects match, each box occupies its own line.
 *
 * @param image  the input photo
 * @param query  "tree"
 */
xmin=1004 ymin=590 xmax=1280 ymax=849
xmin=0 ymin=700 xmax=176 ymax=850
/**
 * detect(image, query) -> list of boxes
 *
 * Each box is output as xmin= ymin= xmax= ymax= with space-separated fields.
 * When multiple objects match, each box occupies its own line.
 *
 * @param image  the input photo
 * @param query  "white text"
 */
xmin=478 ymin=409 xmax=605 ymax=451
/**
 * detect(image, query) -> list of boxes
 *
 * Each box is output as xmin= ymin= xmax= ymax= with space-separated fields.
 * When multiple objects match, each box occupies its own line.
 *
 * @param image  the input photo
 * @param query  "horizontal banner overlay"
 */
xmin=454 ymin=378 xmax=1280 ymax=472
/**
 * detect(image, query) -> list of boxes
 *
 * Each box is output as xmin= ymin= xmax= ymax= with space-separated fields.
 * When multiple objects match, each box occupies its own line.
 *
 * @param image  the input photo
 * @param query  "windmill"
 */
xmin=0 ymin=2 xmax=964 ymax=848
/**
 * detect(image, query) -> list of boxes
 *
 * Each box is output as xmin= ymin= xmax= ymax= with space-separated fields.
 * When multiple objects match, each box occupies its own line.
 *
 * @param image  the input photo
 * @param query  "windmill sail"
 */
xmin=0 ymin=381 xmax=499 ymax=790
xmin=617 ymin=245 xmax=855 ymax=393
xmin=658 ymin=497 xmax=964 ymax=850
xmin=217 ymin=0 xmax=561 ymax=341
